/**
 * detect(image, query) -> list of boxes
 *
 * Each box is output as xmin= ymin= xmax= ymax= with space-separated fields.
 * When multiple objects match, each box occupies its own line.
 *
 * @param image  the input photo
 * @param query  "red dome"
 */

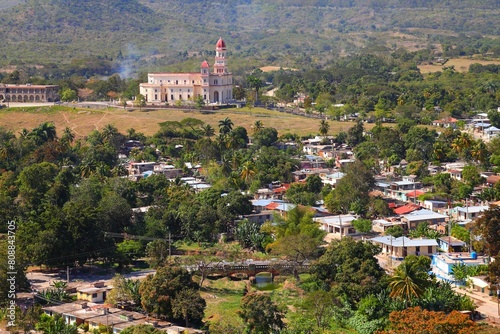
xmin=201 ymin=60 xmax=210 ymax=68
xmin=216 ymin=37 xmax=226 ymax=49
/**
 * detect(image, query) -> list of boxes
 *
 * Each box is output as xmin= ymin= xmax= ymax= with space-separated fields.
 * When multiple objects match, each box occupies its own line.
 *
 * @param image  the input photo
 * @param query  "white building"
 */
xmin=140 ymin=37 xmax=233 ymax=105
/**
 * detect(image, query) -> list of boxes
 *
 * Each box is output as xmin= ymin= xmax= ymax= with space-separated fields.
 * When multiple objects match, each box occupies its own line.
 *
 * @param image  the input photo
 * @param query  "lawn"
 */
xmin=201 ymin=277 xmax=247 ymax=329
xmin=0 ymin=105 xmax=362 ymax=139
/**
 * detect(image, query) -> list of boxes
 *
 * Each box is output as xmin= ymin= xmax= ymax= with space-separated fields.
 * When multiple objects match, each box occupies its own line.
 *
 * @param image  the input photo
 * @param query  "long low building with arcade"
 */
xmin=0 ymin=84 xmax=59 ymax=102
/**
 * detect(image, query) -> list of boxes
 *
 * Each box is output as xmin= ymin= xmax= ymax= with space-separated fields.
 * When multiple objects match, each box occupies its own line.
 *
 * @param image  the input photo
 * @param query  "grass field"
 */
xmin=418 ymin=58 xmax=500 ymax=73
xmin=0 ymin=105 xmax=361 ymax=139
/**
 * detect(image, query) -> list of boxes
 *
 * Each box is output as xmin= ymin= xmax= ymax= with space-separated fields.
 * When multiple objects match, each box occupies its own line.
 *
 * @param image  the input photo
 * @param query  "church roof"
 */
xmin=201 ymin=60 xmax=210 ymax=68
xmin=216 ymin=37 xmax=226 ymax=49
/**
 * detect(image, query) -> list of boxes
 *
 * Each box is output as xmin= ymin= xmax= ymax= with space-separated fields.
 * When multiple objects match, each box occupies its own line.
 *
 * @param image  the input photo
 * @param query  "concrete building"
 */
xmin=369 ymin=236 xmax=438 ymax=259
xmin=314 ymin=214 xmax=358 ymax=238
xmin=0 ymin=83 xmax=59 ymax=102
xmin=139 ymin=37 xmax=233 ymax=105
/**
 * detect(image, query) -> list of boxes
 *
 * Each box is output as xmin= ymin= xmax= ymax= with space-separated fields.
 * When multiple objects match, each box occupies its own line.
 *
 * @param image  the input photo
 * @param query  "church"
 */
xmin=139 ymin=37 xmax=233 ymax=105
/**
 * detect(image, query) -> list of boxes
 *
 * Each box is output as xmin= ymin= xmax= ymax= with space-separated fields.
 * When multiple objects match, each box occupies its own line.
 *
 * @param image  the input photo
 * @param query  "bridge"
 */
xmin=191 ymin=260 xmax=311 ymax=277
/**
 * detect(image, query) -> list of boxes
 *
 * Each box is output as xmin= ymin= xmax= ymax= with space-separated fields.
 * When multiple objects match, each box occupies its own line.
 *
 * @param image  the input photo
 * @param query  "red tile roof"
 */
xmin=393 ymin=204 xmax=421 ymax=215
xmin=406 ymin=190 xmax=426 ymax=198
xmin=265 ymin=202 xmax=280 ymax=210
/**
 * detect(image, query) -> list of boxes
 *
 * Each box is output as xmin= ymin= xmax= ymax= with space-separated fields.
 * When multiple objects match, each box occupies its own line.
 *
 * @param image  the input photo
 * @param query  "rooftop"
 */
xmin=370 ymin=236 xmax=438 ymax=247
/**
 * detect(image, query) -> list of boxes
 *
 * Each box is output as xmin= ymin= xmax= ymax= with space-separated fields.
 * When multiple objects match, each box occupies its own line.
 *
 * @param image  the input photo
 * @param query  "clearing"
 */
xmin=0 ymin=105 xmax=361 ymax=138
xmin=418 ymin=58 xmax=500 ymax=73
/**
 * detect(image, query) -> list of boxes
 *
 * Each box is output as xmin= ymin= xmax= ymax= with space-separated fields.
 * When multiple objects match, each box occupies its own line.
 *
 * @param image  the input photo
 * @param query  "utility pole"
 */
xmin=168 ymin=232 xmax=172 ymax=258
xmin=67 ymin=266 xmax=70 ymax=283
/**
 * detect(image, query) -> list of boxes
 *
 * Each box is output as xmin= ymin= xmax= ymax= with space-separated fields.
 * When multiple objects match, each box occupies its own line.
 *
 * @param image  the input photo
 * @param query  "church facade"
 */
xmin=139 ymin=37 xmax=233 ymax=105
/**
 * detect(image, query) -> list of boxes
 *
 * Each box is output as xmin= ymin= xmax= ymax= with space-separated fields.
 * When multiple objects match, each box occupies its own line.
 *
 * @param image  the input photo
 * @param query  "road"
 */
xmin=28 ymin=268 xmax=156 ymax=292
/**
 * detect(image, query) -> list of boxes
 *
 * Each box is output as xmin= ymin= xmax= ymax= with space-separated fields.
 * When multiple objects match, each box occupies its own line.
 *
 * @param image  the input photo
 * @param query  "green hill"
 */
xmin=0 ymin=0 xmax=499 ymax=75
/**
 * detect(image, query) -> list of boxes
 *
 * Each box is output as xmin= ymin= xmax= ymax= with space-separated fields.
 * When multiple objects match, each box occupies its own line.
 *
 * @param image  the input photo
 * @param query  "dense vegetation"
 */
xmin=0 ymin=0 xmax=499 ymax=76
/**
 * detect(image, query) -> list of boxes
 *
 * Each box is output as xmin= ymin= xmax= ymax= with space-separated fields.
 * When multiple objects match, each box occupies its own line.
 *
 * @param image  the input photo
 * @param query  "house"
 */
xmin=393 ymin=203 xmax=421 ymax=216
xmin=320 ymin=172 xmax=345 ymax=186
xmin=432 ymin=117 xmax=458 ymax=128
xmin=448 ymin=169 xmax=463 ymax=181
xmin=88 ymin=309 xmax=146 ymax=332
xmin=372 ymin=219 xmax=406 ymax=233
xmin=314 ymin=214 xmax=358 ymax=238
xmin=423 ymin=200 xmax=448 ymax=212
xmin=335 ymin=157 xmax=355 ymax=169
xmin=128 ymin=162 xmax=158 ymax=175
xmin=243 ymin=211 xmax=274 ymax=224
xmin=486 ymin=175 xmax=500 ymax=187
xmin=455 ymin=205 xmax=489 ymax=221
xmin=43 ymin=302 xmax=90 ymax=326
xmin=389 ymin=179 xmax=423 ymax=200
xmin=484 ymin=126 xmax=500 ymax=139
xmin=432 ymin=252 xmax=489 ymax=283
xmin=153 ymin=164 xmax=183 ymax=178
xmin=402 ymin=209 xmax=448 ymax=229
xmin=438 ymin=236 xmax=467 ymax=253
xmin=369 ymin=236 xmax=438 ymax=260
xmin=77 ymin=285 xmax=112 ymax=303
xmin=265 ymin=201 xmax=296 ymax=218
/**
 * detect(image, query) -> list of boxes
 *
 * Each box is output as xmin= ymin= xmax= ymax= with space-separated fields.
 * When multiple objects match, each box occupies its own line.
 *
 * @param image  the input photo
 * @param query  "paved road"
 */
xmin=452 ymin=286 xmax=500 ymax=324
xmin=28 ymin=268 xmax=156 ymax=292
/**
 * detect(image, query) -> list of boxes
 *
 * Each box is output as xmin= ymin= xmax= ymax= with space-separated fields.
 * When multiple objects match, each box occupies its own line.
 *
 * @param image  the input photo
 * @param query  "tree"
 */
xmin=246 ymin=75 xmax=264 ymax=103
xmin=389 ymin=260 xmax=431 ymax=303
xmin=239 ymin=292 xmax=285 ymax=333
xmin=218 ymin=117 xmax=233 ymax=136
xmin=472 ymin=205 xmax=500 ymax=284
xmin=235 ymin=219 xmax=269 ymax=252
xmin=134 ymin=94 xmax=146 ymax=111
xmin=194 ymin=95 xmax=205 ymax=109
xmin=60 ymin=88 xmax=77 ymax=102
xmin=200 ymin=124 xmax=215 ymax=138
xmin=385 ymin=226 xmax=404 ymax=238
xmin=240 ymin=160 xmax=256 ymax=185
xmin=120 ymin=324 xmax=163 ymax=334
xmin=324 ymin=160 xmax=374 ymax=214
xmin=0 ymin=239 xmax=30 ymax=306
xmin=252 ymin=127 xmax=278 ymax=148
xmin=106 ymin=274 xmax=141 ymax=308
xmin=270 ymin=234 xmax=322 ymax=282
xmin=461 ymin=165 xmax=483 ymax=187
xmin=352 ymin=218 xmax=372 ymax=233
xmin=145 ymin=240 xmax=169 ymax=268
xmin=311 ymin=237 xmax=386 ymax=303
xmin=115 ymin=240 xmax=143 ymax=268
xmin=139 ymin=266 xmax=198 ymax=318
xmin=378 ymin=307 xmax=477 ymax=334
xmin=36 ymin=314 xmax=78 ymax=334
xmin=319 ymin=119 xmax=330 ymax=136
xmin=171 ymin=288 xmax=206 ymax=327
xmin=252 ymin=120 xmax=264 ymax=133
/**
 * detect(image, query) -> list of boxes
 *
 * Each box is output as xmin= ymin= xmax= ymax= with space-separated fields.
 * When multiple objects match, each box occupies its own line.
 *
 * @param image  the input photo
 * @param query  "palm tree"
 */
xmin=252 ymin=120 xmax=264 ymax=133
xmin=201 ymin=124 xmax=215 ymax=138
xmin=240 ymin=161 xmax=256 ymax=185
xmin=246 ymin=75 xmax=264 ymax=103
xmin=471 ymin=140 xmax=488 ymax=164
xmin=319 ymin=120 xmax=330 ymax=136
xmin=30 ymin=122 xmax=57 ymax=144
xmin=218 ymin=117 xmax=233 ymax=136
xmin=102 ymin=124 xmax=119 ymax=143
xmin=61 ymin=127 xmax=75 ymax=145
xmin=389 ymin=261 xmax=430 ymax=304
xmin=451 ymin=132 xmax=472 ymax=156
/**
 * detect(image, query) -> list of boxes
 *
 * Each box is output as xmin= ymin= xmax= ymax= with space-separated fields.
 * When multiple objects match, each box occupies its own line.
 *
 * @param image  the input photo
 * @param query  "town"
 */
xmin=1 ymin=5 xmax=500 ymax=334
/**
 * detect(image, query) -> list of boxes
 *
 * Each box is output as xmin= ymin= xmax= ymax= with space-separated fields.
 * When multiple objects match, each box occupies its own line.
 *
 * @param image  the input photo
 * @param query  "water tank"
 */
xmin=471 ymin=251 xmax=477 ymax=260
